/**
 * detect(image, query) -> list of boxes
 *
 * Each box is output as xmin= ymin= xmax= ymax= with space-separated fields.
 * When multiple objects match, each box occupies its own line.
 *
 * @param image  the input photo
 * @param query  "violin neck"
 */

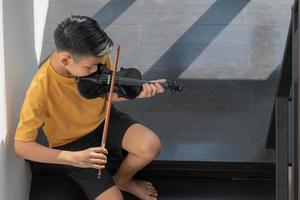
xmin=146 ymin=81 xmax=169 ymax=89
xmin=117 ymin=78 xmax=169 ymax=89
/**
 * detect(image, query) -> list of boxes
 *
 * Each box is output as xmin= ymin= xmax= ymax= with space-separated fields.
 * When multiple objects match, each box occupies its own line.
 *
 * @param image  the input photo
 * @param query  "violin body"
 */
xmin=113 ymin=67 xmax=143 ymax=99
xmin=77 ymin=64 xmax=143 ymax=99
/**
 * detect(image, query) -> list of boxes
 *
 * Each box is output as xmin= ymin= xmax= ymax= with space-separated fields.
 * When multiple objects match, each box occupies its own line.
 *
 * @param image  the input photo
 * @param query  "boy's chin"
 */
xmin=77 ymin=73 xmax=91 ymax=77
xmin=69 ymin=71 xmax=87 ymax=77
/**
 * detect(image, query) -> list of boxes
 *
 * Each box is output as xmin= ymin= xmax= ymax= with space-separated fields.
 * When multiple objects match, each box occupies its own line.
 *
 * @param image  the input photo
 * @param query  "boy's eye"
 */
xmin=85 ymin=65 xmax=97 ymax=71
xmin=88 ymin=64 xmax=97 ymax=68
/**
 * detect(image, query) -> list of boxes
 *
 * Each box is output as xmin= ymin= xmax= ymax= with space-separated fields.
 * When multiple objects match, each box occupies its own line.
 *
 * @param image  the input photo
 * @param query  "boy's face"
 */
xmin=59 ymin=52 xmax=104 ymax=77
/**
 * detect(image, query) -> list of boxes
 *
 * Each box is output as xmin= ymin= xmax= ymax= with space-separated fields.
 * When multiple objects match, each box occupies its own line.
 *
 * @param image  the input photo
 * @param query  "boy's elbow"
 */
xmin=14 ymin=141 xmax=21 ymax=157
xmin=14 ymin=140 xmax=25 ymax=158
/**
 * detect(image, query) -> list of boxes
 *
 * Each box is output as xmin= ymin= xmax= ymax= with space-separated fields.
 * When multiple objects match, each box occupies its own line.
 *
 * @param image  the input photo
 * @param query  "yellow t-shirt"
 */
xmin=14 ymin=55 xmax=113 ymax=147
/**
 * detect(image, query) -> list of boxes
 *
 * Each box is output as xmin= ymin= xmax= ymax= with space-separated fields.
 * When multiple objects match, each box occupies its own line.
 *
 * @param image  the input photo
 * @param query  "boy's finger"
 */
xmin=151 ymin=79 xmax=166 ymax=83
xmin=92 ymin=147 xmax=108 ymax=154
xmin=144 ymin=84 xmax=152 ymax=97
xmin=155 ymin=83 xmax=164 ymax=93
xmin=92 ymin=164 xmax=105 ymax=170
xmin=90 ymin=152 xmax=107 ymax=159
xmin=149 ymin=84 xmax=157 ymax=96
xmin=90 ymin=158 xmax=107 ymax=164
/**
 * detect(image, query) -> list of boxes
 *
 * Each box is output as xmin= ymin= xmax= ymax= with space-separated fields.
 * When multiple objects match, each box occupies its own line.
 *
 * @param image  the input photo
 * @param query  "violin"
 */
xmin=77 ymin=63 xmax=184 ymax=99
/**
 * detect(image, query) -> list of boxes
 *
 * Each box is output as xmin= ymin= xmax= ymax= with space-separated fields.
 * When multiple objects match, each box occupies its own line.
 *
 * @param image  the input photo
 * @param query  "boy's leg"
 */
xmin=113 ymin=123 xmax=161 ymax=200
xmin=95 ymin=185 xmax=123 ymax=200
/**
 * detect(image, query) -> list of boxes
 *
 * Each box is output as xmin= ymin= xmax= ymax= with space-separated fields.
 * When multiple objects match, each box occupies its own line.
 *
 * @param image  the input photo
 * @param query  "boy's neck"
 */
xmin=49 ymin=51 xmax=74 ymax=78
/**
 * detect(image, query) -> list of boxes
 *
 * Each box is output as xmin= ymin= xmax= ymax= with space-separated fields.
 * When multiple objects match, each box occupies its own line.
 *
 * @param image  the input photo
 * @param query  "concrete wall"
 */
xmin=0 ymin=0 xmax=48 ymax=199
xmin=0 ymin=0 xmax=7 ymax=197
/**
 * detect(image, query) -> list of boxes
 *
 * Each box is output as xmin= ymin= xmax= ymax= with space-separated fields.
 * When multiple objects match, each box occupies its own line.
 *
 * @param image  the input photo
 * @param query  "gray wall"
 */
xmin=0 ymin=0 xmax=48 ymax=199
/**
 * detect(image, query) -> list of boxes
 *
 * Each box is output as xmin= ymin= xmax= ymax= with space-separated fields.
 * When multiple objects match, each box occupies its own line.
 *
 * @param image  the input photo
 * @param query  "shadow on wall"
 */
xmin=93 ymin=0 xmax=136 ymax=30
xmin=2 ymin=0 xmax=38 ymax=199
xmin=144 ymin=0 xmax=250 ymax=79
xmin=40 ymin=0 xmax=136 ymax=61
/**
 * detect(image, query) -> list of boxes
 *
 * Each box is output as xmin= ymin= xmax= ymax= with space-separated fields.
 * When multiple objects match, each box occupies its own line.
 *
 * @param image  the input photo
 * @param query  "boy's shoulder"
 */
xmin=26 ymin=58 xmax=51 ymax=97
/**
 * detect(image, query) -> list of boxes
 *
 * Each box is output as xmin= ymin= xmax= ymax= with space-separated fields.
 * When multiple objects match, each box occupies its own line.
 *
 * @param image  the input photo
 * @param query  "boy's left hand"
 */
xmin=137 ymin=79 xmax=166 ymax=98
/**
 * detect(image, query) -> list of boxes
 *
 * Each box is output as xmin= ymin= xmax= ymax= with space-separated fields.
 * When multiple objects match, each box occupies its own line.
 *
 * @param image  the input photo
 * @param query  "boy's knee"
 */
xmin=138 ymin=134 xmax=161 ymax=159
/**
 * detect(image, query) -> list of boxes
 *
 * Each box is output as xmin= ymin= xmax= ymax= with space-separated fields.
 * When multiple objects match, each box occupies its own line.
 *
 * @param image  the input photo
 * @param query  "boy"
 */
xmin=14 ymin=15 xmax=165 ymax=200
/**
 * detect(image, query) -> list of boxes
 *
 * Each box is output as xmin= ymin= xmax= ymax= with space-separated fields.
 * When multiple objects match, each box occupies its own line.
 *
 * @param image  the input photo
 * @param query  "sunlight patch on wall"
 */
xmin=34 ymin=0 xmax=49 ymax=63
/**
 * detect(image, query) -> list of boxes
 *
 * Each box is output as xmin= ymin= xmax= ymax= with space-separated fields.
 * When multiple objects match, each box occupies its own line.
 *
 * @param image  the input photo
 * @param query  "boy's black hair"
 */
xmin=54 ymin=15 xmax=113 ymax=57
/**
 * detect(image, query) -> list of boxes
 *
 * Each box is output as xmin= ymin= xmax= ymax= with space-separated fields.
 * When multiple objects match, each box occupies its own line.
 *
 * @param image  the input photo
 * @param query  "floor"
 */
xmin=30 ymin=173 xmax=275 ymax=200
xmin=125 ymin=177 xmax=275 ymax=200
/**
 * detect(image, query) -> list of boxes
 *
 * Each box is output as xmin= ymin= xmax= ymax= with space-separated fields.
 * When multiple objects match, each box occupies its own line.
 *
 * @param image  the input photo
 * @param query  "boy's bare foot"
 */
xmin=114 ymin=178 xmax=158 ymax=200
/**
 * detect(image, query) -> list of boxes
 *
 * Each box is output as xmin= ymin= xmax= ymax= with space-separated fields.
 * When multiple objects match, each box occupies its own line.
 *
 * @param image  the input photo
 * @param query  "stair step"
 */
xmin=30 ymin=174 xmax=275 ymax=200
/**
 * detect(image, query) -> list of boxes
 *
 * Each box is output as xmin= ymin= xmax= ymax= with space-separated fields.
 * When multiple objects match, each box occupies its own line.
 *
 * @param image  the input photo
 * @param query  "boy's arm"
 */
xmin=14 ymin=141 xmax=73 ymax=165
xmin=14 ymin=141 xmax=108 ymax=170
xmin=112 ymin=79 xmax=166 ymax=102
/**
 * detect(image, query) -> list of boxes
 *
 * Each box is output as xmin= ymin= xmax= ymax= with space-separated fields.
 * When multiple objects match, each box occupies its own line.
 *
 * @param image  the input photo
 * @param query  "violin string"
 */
xmin=83 ymin=78 xmax=145 ymax=86
xmin=100 ymin=75 xmax=169 ymax=87
xmin=101 ymin=76 xmax=152 ymax=84
xmin=111 ymin=80 xmax=155 ymax=85
xmin=103 ymin=79 xmax=168 ymax=88
xmin=83 ymin=77 xmax=155 ymax=87
xmin=98 ymin=77 xmax=155 ymax=86
xmin=81 ymin=75 xmax=171 ymax=88
xmin=85 ymin=78 xmax=169 ymax=88
xmin=99 ymin=74 xmax=147 ymax=82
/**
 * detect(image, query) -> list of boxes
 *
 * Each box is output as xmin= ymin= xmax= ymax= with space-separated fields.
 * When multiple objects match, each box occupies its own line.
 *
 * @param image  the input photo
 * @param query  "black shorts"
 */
xmin=51 ymin=106 xmax=137 ymax=200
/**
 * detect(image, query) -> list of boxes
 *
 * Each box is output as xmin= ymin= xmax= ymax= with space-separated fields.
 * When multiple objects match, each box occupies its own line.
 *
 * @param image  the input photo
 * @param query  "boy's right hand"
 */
xmin=69 ymin=147 xmax=108 ymax=170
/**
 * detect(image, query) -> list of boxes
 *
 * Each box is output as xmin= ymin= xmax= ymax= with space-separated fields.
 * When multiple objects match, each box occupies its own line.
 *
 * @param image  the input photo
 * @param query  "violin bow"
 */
xmin=98 ymin=44 xmax=120 ymax=178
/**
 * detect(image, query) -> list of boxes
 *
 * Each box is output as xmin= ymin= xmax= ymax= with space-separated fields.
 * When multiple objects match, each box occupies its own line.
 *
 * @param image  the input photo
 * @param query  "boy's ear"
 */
xmin=61 ymin=57 xmax=70 ymax=67
xmin=59 ymin=52 xmax=72 ymax=67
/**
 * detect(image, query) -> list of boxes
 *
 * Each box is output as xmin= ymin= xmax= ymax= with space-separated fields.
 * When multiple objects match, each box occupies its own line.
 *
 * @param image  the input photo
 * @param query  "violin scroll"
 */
xmin=163 ymin=80 xmax=185 ymax=94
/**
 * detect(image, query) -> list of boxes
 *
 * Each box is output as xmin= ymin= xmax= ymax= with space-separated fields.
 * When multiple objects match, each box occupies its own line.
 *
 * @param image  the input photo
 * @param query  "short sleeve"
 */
xmin=14 ymin=80 xmax=47 ymax=142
